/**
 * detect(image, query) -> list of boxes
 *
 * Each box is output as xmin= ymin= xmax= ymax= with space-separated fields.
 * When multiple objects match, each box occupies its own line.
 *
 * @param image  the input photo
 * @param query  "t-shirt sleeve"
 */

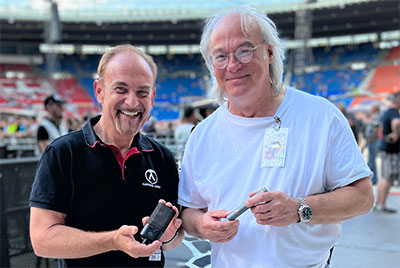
xmin=323 ymin=117 xmax=372 ymax=192
xmin=29 ymin=145 xmax=71 ymax=214
xmin=37 ymin=125 xmax=49 ymax=141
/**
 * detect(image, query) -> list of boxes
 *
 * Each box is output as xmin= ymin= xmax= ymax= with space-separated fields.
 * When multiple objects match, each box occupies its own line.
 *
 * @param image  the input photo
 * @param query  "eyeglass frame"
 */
xmin=210 ymin=40 xmax=266 ymax=70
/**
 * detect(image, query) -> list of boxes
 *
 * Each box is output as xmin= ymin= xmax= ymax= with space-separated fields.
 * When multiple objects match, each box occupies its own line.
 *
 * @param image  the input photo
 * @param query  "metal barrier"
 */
xmin=0 ymin=157 xmax=39 ymax=267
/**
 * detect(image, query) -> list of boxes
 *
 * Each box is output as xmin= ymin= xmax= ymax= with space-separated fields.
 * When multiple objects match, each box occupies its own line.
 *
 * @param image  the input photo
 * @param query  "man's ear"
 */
xmin=94 ymin=80 xmax=104 ymax=104
xmin=151 ymin=87 xmax=156 ymax=106
xmin=267 ymin=44 xmax=273 ymax=64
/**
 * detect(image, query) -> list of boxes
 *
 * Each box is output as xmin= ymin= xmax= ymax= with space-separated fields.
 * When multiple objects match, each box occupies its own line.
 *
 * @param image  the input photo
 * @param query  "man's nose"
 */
xmin=126 ymin=92 xmax=139 ymax=107
xmin=226 ymin=55 xmax=242 ymax=72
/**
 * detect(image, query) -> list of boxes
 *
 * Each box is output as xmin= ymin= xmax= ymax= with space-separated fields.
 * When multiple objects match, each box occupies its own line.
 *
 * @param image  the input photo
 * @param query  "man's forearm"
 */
xmin=305 ymin=177 xmax=373 ymax=224
xmin=32 ymin=224 xmax=117 ymax=259
xmin=181 ymin=208 xmax=207 ymax=239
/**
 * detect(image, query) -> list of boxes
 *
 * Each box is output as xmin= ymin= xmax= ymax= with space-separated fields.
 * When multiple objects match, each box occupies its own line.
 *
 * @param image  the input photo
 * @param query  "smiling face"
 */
xmin=210 ymin=13 xmax=273 ymax=107
xmin=94 ymin=51 xmax=155 ymax=138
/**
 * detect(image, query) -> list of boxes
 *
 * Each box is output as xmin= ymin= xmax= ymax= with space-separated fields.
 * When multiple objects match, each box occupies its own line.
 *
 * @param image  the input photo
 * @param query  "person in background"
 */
xmin=26 ymin=116 xmax=39 ymax=138
xmin=178 ymin=7 xmax=373 ymax=267
xmin=374 ymin=92 xmax=400 ymax=213
xmin=336 ymin=103 xmax=360 ymax=144
xmin=364 ymin=104 xmax=381 ymax=184
xmin=174 ymin=106 xmax=198 ymax=152
xmin=29 ymin=44 xmax=183 ymax=267
xmin=36 ymin=95 xmax=68 ymax=152
xmin=142 ymin=116 xmax=158 ymax=135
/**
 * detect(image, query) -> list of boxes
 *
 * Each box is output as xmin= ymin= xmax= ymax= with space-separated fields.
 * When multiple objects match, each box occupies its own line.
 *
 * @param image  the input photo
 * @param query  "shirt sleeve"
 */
xmin=37 ymin=125 xmax=49 ymax=141
xmin=323 ymin=116 xmax=372 ymax=192
xmin=29 ymin=145 xmax=71 ymax=214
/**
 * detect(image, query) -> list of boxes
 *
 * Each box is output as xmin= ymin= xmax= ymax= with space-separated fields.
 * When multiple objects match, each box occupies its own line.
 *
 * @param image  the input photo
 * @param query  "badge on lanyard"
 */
xmin=261 ymin=122 xmax=288 ymax=168
xmin=149 ymin=249 xmax=161 ymax=261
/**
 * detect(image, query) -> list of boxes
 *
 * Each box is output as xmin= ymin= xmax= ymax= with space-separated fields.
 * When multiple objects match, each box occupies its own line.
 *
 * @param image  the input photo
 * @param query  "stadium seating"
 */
xmin=367 ymin=65 xmax=400 ymax=93
xmin=1 ymin=44 xmax=399 ymax=120
xmin=367 ymin=46 xmax=400 ymax=93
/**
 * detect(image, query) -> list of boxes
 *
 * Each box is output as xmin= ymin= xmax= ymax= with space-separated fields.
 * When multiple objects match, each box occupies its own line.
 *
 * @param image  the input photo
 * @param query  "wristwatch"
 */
xmin=297 ymin=197 xmax=312 ymax=223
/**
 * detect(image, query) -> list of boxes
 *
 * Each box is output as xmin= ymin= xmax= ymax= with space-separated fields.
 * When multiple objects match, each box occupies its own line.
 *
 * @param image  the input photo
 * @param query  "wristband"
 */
xmin=162 ymin=231 xmax=179 ymax=245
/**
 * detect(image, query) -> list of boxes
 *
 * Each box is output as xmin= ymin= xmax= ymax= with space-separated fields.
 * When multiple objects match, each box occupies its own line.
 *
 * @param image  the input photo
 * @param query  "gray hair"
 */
xmin=200 ymin=7 xmax=285 ymax=105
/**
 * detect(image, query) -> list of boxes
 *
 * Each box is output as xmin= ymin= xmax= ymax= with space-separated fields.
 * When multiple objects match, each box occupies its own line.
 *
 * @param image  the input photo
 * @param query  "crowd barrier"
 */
xmin=0 ymin=157 xmax=39 ymax=267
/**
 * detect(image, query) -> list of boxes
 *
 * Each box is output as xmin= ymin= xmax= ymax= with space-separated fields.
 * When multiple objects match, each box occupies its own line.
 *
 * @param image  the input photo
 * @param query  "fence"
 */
xmin=0 ymin=157 xmax=39 ymax=267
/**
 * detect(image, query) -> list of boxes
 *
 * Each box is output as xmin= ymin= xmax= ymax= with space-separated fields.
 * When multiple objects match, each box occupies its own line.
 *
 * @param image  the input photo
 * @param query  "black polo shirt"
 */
xmin=30 ymin=115 xmax=179 ymax=267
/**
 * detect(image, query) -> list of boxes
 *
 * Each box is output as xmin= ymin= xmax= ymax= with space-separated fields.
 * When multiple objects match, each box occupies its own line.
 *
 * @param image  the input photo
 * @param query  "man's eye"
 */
xmin=138 ymin=91 xmax=149 ymax=97
xmin=214 ymin=54 xmax=227 ymax=61
xmin=238 ymin=48 xmax=252 ymax=54
xmin=115 ymin=87 xmax=127 ymax=93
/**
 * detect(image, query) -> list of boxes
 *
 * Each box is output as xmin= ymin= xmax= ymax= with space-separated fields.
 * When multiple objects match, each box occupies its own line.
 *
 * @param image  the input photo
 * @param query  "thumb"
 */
xmin=120 ymin=225 xmax=138 ymax=236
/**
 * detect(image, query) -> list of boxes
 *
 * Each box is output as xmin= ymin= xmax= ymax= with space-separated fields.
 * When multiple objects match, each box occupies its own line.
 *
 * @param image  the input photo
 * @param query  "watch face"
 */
xmin=302 ymin=207 xmax=312 ymax=220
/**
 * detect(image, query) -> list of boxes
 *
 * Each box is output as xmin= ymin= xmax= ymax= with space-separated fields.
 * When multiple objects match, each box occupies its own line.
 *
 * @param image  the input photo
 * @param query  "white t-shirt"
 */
xmin=40 ymin=118 xmax=69 ymax=142
xmin=178 ymin=87 xmax=371 ymax=268
xmin=174 ymin=122 xmax=195 ymax=151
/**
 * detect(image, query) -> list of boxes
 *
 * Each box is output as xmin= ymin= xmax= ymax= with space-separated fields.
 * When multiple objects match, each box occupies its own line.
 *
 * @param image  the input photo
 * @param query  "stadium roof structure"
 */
xmin=0 ymin=0 xmax=399 ymax=54
xmin=0 ymin=0 xmax=377 ymax=22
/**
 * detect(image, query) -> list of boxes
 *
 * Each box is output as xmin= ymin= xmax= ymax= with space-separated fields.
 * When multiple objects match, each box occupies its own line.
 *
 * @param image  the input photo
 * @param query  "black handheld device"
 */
xmin=140 ymin=203 xmax=175 ymax=245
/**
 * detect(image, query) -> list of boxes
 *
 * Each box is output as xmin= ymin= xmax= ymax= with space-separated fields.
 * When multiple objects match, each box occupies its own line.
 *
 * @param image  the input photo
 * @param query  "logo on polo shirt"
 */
xmin=142 ymin=169 xmax=161 ymax=189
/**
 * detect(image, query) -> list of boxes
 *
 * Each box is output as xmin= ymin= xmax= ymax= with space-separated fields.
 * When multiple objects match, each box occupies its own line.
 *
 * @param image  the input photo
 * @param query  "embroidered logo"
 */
xmin=143 ymin=169 xmax=161 ymax=189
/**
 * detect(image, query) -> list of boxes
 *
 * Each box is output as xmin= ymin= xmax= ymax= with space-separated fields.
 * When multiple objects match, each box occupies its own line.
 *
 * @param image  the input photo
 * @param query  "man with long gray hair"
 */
xmin=178 ymin=7 xmax=373 ymax=267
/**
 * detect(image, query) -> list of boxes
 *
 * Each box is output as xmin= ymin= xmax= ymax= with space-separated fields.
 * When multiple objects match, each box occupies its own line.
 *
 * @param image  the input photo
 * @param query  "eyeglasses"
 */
xmin=211 ymin=40 xmax=266 ymax=70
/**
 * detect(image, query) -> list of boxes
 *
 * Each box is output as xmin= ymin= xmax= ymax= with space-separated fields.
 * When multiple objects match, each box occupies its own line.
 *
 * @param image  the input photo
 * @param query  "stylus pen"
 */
xmin=226 ymin=187 xmax=268 ymax=221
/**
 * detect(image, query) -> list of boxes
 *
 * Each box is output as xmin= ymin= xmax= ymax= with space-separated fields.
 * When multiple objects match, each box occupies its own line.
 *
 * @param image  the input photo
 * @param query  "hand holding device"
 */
xmin=141 ymin=203 xmax=175 ymax=245
xmin=226 ymin=187 xmax=268 ymax=221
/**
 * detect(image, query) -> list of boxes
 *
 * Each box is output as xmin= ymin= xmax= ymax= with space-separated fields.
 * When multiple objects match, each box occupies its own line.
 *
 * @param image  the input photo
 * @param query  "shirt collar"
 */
xmin=83 ymin=115 xmax=154 ymax=152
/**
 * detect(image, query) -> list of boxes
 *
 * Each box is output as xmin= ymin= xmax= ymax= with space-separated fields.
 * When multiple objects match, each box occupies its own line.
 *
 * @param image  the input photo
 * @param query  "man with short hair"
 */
xmin=374 ymin=92 xmax=400 ymax=213
xmin=178 ymin=7 xmax=373 ymax=267
xmin=30 ymin=44 xmax=183 ymax=267
xmin=37 ymin=95 xmax=68 ymax=152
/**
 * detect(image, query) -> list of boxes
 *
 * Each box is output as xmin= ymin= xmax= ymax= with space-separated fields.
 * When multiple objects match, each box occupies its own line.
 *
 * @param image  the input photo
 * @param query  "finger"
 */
xmin=208 ymin=209 xmax=230 ymax=218
xmin=132 ymin=240 xmax=162 ymax=258
xmin=210 ymin=219 xmax=239 ymax=234
xmin=174 ymin=218 xmax=182 ymax=229
xmin=211 ymin=226 xmax=239 ymax=242
xmin=245 ymin=193 xmax=271 ymax=208
xmin=170 ymin=205 xmax=180 ymax=216
xmin=250 ymin=203 xmax=270 ymax=214
xmin=142 ymin=216 xmax=150 ymax=226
